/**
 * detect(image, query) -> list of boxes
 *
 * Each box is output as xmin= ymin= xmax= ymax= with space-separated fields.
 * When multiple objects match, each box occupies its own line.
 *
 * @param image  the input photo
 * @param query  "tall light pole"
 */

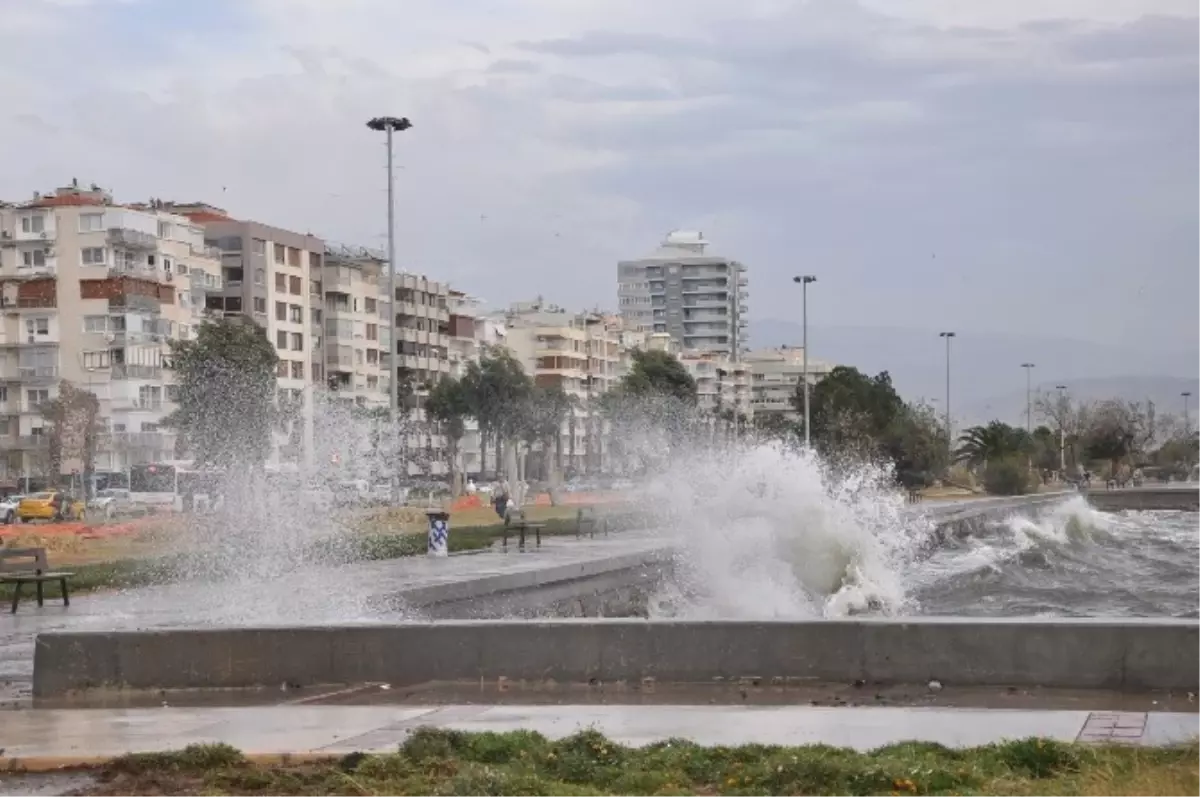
xmin=939 ymin=332 xmax=955 ymax=466
xmin=1180 ymin=391 xmax=1190 ymax=480
xmin=1020 ymin=363 xmax=1035 ymax=435
xmin=793 ymin=275 xmax=817 ymax=448
xmin=1056 ymin=384 xmax=1068 ymax=474
xmin=367 ymin=115 xmax=412 ymax=498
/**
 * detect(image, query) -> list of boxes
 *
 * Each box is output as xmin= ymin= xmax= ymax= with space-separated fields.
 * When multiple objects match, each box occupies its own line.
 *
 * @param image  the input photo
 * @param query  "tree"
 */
xmin=1082 ymin=399 xmax=1156 ymax=478
xmin=802 ymin=366 xmax=905 ymax=457
xmin=955 ymin=421 xmax=1027 ymax=469
xmin=620 ymin=349 xmax=697 ymax=404
xmin=521 ymin=384 xmax=571 ymax=484
xmin=461 ymin=345 xmax=533 ymax=479
xmin=161 ymin=318 xmax=280 ymax=468
xmin=882 ymin=401 xmax=949 ymax=488
xmin=40 ymin=381 xmax=101 ymax=496
xmin=1034 ymin=390 xmax=1087 ymax=472
xmin=425 ymin=376 xmax=472 ymax=495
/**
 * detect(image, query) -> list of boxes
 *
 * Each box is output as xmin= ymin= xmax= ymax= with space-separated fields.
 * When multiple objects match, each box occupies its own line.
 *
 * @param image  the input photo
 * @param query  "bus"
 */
xmin=129 ymin=461 xmax=224 ymax=510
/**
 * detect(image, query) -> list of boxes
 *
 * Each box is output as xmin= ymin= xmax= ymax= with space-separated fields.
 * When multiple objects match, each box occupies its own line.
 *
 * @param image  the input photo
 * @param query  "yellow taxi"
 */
xmin=17 ymin=491 xmax=87 ymax=523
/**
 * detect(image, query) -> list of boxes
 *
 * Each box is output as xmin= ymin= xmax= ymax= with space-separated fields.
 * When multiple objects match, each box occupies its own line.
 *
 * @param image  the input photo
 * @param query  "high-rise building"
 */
xmin=617 ymin=230 xmax=748 ymax=359
xmin=0 ymin=183 xmax=222 ymax=485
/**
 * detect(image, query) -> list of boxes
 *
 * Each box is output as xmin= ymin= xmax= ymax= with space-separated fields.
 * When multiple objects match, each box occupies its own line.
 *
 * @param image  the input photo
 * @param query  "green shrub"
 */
xmin=983 ymin=457 xmax=1032 ymax=495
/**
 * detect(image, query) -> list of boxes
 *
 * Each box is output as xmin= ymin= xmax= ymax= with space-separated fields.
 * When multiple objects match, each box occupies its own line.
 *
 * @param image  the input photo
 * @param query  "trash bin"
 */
xmin=426 ymin=510 xmax=450 ymax=557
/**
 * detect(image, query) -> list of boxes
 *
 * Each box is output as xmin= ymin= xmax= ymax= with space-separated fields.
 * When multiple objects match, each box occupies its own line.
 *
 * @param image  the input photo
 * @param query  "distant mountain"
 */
xmin=750 ymin=319 xmax=1199 ymax=425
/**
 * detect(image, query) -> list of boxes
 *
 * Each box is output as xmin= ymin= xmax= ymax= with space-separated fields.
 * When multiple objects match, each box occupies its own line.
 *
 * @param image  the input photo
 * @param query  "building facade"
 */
xmin=617 ymin=230 xmax=748 ymax=360
xmin=0 ymin=183 xmax=222 ymax=486
xmin=745 ymin=346 xmax=835 ymax=424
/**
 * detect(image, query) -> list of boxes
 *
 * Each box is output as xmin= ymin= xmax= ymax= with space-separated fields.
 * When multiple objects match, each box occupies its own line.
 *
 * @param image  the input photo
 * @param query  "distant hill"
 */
xmin=750 ymin=319 xmax=1199 ymax=425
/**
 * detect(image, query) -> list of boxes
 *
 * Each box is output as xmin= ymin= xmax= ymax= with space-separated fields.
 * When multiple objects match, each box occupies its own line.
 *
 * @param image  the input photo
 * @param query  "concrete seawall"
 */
xmin=33 ymin=618 xmax=1198 ymax=698
xmin=1085 ymin=487 xmax=1199 ymax=512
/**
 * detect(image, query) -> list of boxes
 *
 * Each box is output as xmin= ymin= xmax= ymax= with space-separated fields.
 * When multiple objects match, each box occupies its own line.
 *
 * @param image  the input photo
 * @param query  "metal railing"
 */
xmin=108 ymin=228 xmax=158 ymax=250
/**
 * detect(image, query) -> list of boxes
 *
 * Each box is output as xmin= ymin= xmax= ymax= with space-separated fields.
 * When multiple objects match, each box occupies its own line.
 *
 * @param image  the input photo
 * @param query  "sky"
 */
xmin=0 ymin=0 xmax=1196 ymax=352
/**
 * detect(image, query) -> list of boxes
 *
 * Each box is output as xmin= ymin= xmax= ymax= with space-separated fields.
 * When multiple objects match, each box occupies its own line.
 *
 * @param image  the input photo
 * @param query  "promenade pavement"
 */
xmin=0 ymin=705 xmax=1194 ymax=768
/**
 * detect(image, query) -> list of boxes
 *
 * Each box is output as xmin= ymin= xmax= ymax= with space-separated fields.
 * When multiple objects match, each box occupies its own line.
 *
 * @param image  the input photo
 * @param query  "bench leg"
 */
xmin=536 ymin=526 xmax=541 ymax=548
xmin=518 ymin=526 xmax=526 ymax=552
xmin=60 ymin=578 xmax=70 ymax=607
xmin=36 ymin=580 xmax=44 ymax=607
xmin=10 ymin=582 xmax=21 ymax=614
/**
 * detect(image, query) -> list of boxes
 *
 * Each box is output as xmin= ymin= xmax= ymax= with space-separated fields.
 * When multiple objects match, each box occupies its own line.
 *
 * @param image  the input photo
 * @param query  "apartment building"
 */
xmin=501 ymin=299 xmax=620 ymax=474
xmin=679 ymin=353 xmax=753 ymax=421
xmin=317 ymin=244 xmax=387 ymax=408
xmin=617 ymin=230 xmax=749 ymax=359
xmin=745 ymin=346 xmax=835 ymax=423
xmin=0 ymin=183 xmax=222 ymax=486
xmin=168 ymin=203 xmax=323 ymax=465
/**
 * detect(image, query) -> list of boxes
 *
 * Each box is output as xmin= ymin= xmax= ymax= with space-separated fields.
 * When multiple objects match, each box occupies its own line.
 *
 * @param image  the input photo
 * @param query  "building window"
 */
xmin=309 ymin=252 xmax=321 ymax=269
xmin=275 ymin=301 xmax=287 ymax=322
xmin=277 ymin=361 xmax=289 ymax=378
xmin=81 ymin=247 xmax=106 ymax=266
xmin=288 ymin=276 xmax=302 ymax=295
xmin=276 ymin=330 xmax=287 ymax=349
xmin=273 ymin=243 xmax=286 ymax=263
xmin=364 ymin=297 xmax=376 ymax=314
xmin=79 ymin=213 xmax=104 ymax=233
xmin=366 ymin=323 xmax=377 ymax=341
xmin=20 ymin=214 xmax=45 ymax=234
xmin=27 ymin=389 xmax=50 ymax=405
xmin=0 ymin=387 xmax=7 ymax=403
xmin=290 ymin=361 xmax=304 ymax=380
xmin=83 ymin=316 xmax=108 ymax=333
xmin=26 ymin=317 xmax=49 ymax=336
xmin=251 ymin=238 xmax=266 ymax=255
xmin=290 ymin=332 xmax=303 ymax=351
xmin=312 ymin=363 xmax=323 ymax=381
xmin=254 ymin=268 xmax=265 ymax=285
xmin=287 ymin=247 xmax=300 ymax=267
xmin=21 ymin=250 xmax=47 ymax=268
xmin=289 ymin=304 xmax=303 ymax=323
xmin=157 ymin=221 xmax=171 ymax=239
xmin=275 ymin=273 xmax=286 ymax=292
xmin=253 ymin=297 xmax=267 ymax=314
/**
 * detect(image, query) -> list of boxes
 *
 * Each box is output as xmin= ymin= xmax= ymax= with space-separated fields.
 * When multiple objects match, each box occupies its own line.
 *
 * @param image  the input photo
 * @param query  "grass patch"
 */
xmin=78 ymin=732 xmax=1200 ymax=796
xmin=0 ymin=509 xmax=647 ymax=602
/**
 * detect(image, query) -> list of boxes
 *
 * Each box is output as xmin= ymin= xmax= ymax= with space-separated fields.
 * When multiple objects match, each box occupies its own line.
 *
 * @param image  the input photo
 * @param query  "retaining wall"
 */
xmin=1085 ymin=487 xmax=1198 ymax=512
xmin=33 ymin=618 xmax=1197 ymax=698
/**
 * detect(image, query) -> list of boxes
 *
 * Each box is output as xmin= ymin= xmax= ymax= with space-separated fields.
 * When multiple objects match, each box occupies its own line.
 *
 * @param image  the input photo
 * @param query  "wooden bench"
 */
xmin=502 ymin=509 xmax=544 ymax=552
xmin=575 ymin=506 xmax=609 ymax=538
xmin=906 ymin=488 xmax=923 ymax=504
xmin=1 ymin=547 xmax=73 ymax=614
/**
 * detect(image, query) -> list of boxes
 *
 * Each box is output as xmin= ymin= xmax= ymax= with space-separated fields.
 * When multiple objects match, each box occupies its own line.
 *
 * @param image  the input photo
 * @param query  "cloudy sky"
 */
xmin=1 ymin=0 xmax=1196 ymax=352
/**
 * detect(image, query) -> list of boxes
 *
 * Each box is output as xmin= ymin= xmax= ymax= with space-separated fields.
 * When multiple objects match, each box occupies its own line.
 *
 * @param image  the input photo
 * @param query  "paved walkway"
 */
xmin=0 ymin=705 xmax=1194 ymax=767
xmin=0 ymin=533 xmax=670 ymax=707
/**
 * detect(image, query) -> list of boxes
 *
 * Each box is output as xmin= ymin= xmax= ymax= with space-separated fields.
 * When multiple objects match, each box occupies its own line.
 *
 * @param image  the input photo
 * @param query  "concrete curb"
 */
xmin=0 ymin=751 xmax=346 ymax=773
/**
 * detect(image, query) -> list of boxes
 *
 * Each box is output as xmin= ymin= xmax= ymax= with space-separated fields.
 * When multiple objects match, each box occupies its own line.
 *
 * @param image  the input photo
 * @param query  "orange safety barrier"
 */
xmin=450 ymin=494 xmax=484 ymax=511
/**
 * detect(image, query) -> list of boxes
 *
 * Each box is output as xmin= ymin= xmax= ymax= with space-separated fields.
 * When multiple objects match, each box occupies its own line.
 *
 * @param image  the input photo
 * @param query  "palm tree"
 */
xmin=955 ymin=421 xmax=1027 ymax=468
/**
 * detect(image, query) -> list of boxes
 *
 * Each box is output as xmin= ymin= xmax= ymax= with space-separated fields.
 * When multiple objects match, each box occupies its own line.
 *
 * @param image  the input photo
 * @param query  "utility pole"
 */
xmin=1021 ymin=363 xmax=1035 ymax=472
xmin=367 ymin=116 xmax=412 ymax=501
xmin=939 ymin=332 xmax=955 ymax=467
xmin=793 ymin=275 xmax=818 ymax=448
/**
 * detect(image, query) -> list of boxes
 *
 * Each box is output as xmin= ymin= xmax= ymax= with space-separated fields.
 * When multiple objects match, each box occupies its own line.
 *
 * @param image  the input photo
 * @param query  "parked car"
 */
xmin=0 ymin=495 xmax=22 ymax=525
xmin=89 ymin=488 xmax=132 ymax=519
xmin=17 ymin=491 xmax=87 ymax=523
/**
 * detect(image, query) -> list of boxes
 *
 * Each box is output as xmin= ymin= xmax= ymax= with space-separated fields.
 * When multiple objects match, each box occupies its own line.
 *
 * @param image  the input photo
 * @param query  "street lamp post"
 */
xmin=1056 ymin=384 xmax=1068 ymax=474
xmin=938 ymin=332 xmax=955 ymax=466
xmin=793 ymin=275 xmax=818 ymax=448
xmin=1021 ymin=363 xmax=1035 ymax=471
xmin=366 ymin=115 xmax=412 ymax=501
xmin=1180 ymin=391 xmax=1190 ymax=480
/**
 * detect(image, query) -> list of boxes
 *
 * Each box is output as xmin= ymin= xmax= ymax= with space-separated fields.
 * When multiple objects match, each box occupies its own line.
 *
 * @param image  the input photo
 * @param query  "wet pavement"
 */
xmin=0 ymin=704 xmax=1194 ymax=764
xmin=1 ymin=533 xmax=670 ymax=708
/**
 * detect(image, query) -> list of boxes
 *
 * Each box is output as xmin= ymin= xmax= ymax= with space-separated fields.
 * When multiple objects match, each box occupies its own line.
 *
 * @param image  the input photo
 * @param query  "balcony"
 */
xmin=108 ymin=228 xmax=158 ymax=250
xmin=98 ymin=431 xmax=172 ymax=450
xmin=112 ymin=364 xmax=163 ymax=380
xmin=109 ymin=294 xmax=161 ymax=312
xmin=16 ymin=366 xmax=59 ymax=384
xmin=0 ymin=435 xmax=49 ymax=450
xmin=9 ymin=265 xmax=57 ymax=280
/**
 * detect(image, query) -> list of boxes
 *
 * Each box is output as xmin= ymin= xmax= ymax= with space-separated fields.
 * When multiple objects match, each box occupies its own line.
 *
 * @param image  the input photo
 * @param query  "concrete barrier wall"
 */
xmin=1085 ymin=488 xmax=1198 ymax=512
xmin=33 ymin=618 xmax=1197 ymax=698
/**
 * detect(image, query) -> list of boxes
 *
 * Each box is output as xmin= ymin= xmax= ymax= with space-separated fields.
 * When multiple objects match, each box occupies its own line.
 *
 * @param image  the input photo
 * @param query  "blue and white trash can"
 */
xmin=426 ymin=510 xmax=450 ymax=557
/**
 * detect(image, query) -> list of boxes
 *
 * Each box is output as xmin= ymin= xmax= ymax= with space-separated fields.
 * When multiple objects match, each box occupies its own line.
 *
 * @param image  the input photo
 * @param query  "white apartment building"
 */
xmin=318 ymin=244 xmax=387 ymax=408
xmin=0 ymin=183 xmax=222 ymax=487
xmin=680 ymin=353 xmax=753 ymax=421
xmin=500 ymin=299 xmax=621 ymax=475
xmin=617 ymin=230 xmax=749 ymax=359
xmin=745 ymin=346 xmax=835 ymax=423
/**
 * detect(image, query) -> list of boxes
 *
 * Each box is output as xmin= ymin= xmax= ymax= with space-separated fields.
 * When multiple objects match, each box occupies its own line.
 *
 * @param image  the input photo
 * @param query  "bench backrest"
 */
xmin=577 ymin=506 xmax=597 ymax=527
xmin=506 ymin=508 xmax=526 ymax=525
xmin=0 ymin=547 xmax=49 ymax=574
